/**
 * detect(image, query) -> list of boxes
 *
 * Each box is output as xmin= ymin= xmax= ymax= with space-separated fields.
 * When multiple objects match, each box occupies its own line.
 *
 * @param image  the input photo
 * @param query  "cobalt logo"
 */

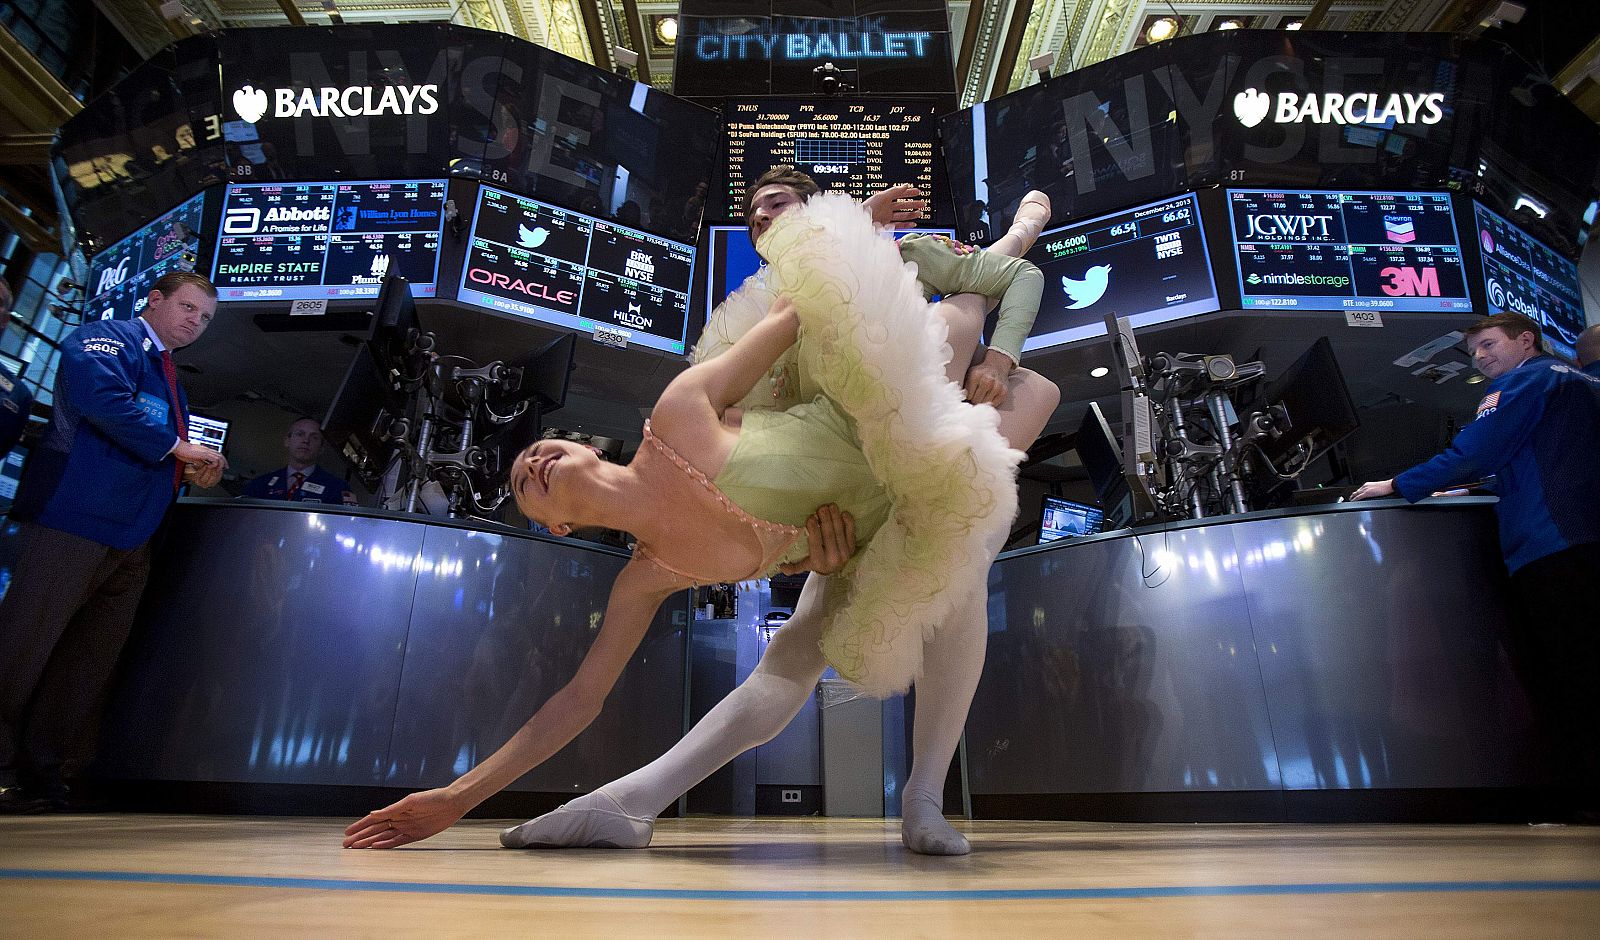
xmin=1233 ymin=88 xmax=1446 ymax=127
xmin=232 ymin=83 xmax=440 ymax=122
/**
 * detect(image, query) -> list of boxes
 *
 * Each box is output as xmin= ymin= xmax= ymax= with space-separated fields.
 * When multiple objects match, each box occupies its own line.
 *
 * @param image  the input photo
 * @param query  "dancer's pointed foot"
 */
xmin=900 ymin=794 xmax=972 ymax=856
xmin=1010 ymin=191 xmax=1051 ymax=240
xmin=500 ymin=789 xmax=655 ymax=849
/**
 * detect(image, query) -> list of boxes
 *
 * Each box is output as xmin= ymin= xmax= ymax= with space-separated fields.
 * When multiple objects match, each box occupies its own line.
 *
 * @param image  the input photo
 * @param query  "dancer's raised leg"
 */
xmin=900 ymin=585 xmax=989 ymax=855
xmin=501 ymin=573 xmax=834 ymax=848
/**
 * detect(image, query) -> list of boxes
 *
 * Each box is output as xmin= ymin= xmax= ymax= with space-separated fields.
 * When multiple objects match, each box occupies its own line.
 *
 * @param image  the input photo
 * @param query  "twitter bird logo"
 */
xmin=518 ymin=223 xmax=550 ymax=248
xmin=1062 ymin=264 xmax=1112 ymax=309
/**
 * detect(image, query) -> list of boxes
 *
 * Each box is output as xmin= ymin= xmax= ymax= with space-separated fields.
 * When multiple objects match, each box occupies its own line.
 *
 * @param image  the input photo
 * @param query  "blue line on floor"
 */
xmin=3 ymin=869 xmax=1599 ymax=901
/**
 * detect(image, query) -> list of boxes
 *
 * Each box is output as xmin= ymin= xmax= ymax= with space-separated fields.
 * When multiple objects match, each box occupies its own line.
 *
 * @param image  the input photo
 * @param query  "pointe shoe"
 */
xmin=500 ymin=789 xmax=655 ymax=849
xmin=1010 ymin=191 xmax=1051 ymax=239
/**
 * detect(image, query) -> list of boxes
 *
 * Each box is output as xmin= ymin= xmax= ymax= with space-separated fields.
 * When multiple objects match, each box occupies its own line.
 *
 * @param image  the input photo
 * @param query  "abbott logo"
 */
xmin=1234 ymin=88 xmax=1446 ymax=126
xmin=1061 ymin=265 xmax=1112 ymax=310
xmin=223 ymin=207 xmax=260 ymax=235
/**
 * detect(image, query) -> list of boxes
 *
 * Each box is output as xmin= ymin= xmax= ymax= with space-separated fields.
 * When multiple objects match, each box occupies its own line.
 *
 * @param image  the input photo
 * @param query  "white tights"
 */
xmin=502 ymin=195 xmax=1058 ymax=856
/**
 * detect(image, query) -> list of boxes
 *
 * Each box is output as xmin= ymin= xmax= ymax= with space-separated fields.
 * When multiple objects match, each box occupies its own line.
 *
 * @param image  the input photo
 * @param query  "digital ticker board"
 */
xmin=456 ymin=186 xmax=696 ymax=355
xmin=1228 ymin=189 xmax=1472 ymax=312
xmin=211 ymin=179 xmax=446 ymax=301
xmin=1473 ymin=201 xmax=1587 ymax=358
xmin=722 ymin=98 xmax=943 ymax=223
xmin=1021 ymin=192 xmax=1219 ymax=352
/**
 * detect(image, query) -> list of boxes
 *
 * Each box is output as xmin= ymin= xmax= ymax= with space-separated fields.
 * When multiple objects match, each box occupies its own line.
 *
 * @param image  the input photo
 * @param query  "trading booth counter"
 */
xmin=970 ymin=496 xmax=1546 ymax=820
xmin=87 ymin=499 xmax=689 ymax=801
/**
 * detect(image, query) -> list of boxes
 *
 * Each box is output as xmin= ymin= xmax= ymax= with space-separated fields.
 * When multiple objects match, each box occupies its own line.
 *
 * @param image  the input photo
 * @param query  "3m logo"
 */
xmin=1379 ymin=266 xmax=1440 ymax=297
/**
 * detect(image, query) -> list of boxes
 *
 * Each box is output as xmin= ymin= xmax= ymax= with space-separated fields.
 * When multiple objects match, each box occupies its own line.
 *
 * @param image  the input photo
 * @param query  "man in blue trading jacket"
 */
xmin=0 ymin=271 xmax=227 ymax=813
xmin=0 ymin=280 xmax=34 ymax=455
xmin=1578 ymin=324 xmax=1600 ymax=378
xmin=1353 ymin=311 xmax=1600 ymax=819
xmin=240 ymin=416 xmax=357 ymax=505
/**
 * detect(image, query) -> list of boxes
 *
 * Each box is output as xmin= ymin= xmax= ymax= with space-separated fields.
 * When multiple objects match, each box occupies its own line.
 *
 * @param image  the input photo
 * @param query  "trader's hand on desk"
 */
xmin=1350 ymin=479 xmax=1395 ymax=501
xmin=343 ymin=787 xmax=467 ymax=849
xmin=778 ymin=503 xmax=857 ymax=576
xmin=182 ymin=461 xmax=223 ymax=489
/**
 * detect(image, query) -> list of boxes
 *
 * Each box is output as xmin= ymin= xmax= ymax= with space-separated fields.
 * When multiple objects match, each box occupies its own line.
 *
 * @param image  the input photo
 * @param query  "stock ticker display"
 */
xmin=211 ymin=180 xmax=446 ymax=301
xmin=84 ymin=192 xmax=206 ymax=322
xmin=1473 ymin=201 xmax=1587 ymax=358
xmin=721 ymin=98 xmax=943 ymax=223
xmin=1021 ymin=192 xmax=1219 ymax=352
xmin=1229 ymin=189 xmax=1472 ymax=313
xmin=456 ymin=185 xmax=696 ymax=355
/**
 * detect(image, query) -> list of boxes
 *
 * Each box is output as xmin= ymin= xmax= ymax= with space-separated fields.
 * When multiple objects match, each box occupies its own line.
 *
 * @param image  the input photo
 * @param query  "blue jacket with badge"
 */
xmin=0 ymin=363 xmax=32 ymax=455
xmin=12 ymin=317 xmax=185 ymax=549
xmin=240 ymin=464 xmax=351 ymax=505
xmin=1395 ymin=355 xmax=1600 ymax=572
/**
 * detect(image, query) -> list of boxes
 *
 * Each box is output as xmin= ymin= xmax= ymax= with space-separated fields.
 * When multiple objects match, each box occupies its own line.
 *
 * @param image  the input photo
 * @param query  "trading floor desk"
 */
xmin=77 ymin=500 xmax=690 ymax=814
xmin=967 ymin=497 xmax=1549 ymax=822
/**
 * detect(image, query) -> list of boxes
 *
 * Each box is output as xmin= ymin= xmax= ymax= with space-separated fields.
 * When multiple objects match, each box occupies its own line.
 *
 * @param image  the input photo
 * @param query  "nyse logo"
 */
xmin=1245 ymin=214 xmax=1336 ymax=240
xmin=1379 ymin=266 xmax=1441 ymax=297
xmin=94 ymin=256 xmax=132 ymax=296
xmin=1153 ymin=231 xmax=1183 ymax=259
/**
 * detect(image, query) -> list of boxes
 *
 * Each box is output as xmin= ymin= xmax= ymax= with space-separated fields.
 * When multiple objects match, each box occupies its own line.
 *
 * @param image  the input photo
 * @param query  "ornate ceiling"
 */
xmin=87 ymin=1 xmax=1506 ymax=104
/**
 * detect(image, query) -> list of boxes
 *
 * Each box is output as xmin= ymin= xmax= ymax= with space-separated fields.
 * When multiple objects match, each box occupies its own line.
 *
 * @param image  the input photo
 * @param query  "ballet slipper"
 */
xmin=499 ymin=789 xmax=655 ymax=849
xmin=1010 ymin=191 xmax=1051 ymax=240
xmin=900 ymin=793 xmax=972 ymax=856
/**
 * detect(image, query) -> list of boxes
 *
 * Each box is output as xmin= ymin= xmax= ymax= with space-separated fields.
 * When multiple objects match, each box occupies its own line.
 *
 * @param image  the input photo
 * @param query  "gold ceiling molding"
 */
xmin=1003 ymin=0 xmax=1051 ymax=93
xmin=961 ymin=1 xmax=1013 ymax=109
xmin=1079 ymin=0 xmax=1134 ymax=70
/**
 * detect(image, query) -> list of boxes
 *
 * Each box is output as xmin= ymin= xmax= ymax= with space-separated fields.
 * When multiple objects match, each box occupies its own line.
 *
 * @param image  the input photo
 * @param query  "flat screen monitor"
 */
xmin=1472 ymin=201 xmax=1587 ymax=359
xmin=703 ymin=225 xmax=955 ymax=323
xmin=1228 ymin=189 xmax=1472 ymax=313
xmin=457 ymin=185 xmax=697 ymax=356
xmin=720 ymin=98 xmax=948 ymax=224
xmin=1260 ymin=336 xmax=1360 ymax=467
xmin=186 ymin=413 xmax=229 ymax=454
xmin=1038 ymin=495 xmax=1105 ymax=544
xmin=211 ymin=179 xmax=447 ymax=301
xmin=0 ymin=442 xmax=25 ymax=505
xmin=84 ymin=192 xmax=206 ymax=322
xmin=1076 ymin=401 xmax=1126 ymax=503
xmin=1021 ymin=192 xmax=1219 ymax=353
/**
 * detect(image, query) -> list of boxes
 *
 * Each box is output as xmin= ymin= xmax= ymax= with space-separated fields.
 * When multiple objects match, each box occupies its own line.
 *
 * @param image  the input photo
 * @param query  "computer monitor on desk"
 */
xmin=1039 ymin=495 xmax=1106 ymax=543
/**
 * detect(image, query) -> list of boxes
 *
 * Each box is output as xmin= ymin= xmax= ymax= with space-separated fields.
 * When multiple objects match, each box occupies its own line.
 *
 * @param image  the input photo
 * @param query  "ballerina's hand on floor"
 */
xmin=343 ymin=787 xmax=469 ymax=849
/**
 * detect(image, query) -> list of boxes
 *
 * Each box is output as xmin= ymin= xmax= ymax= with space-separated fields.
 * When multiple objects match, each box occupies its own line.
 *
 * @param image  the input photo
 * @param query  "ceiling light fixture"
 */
xmin=1146 ymin=17 xmax=1179 ymax=43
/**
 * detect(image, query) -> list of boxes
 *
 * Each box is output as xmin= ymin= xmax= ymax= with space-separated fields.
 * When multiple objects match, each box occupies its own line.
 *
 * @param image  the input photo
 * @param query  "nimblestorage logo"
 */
xmin=1245 ymin=271 xmax=1351 ymax=288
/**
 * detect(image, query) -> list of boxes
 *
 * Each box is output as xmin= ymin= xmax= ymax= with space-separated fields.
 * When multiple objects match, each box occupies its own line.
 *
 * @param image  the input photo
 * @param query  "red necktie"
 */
xmin=287 ymin=471 xmax=305 ymax=500
xmin=162 ymin=350 xmax=187 ymax=490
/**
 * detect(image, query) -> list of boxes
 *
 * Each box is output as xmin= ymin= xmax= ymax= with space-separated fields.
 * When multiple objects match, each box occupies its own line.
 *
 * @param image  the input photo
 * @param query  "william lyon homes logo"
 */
xmin=232 ymin=82 xmax=439 ymax=123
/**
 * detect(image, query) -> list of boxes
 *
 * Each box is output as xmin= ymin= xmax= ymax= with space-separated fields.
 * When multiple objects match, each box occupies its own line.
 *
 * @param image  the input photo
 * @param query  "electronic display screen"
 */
xmin=1473 ymin=201 xmax=1588 ymax=358
xmin=1229 ymin=189 xmax=1472 ymax=313
xmin=84 ymin=192 xmax=206 ymax=322
xmin=187 ymin=413 xmax=229 ymax=453
xmin=457 ymin=185 xmax=696 ymax=355
xmin=0 ymin=443 xmax=25 ymax=505
xmin=1021 ymin=193 xmax=1218 ymax=352
xmin=703 ymin=224 xmax=954 ymax=324
xmin=1039 ymin=495 xmax=1104 ymax=543
xmin=211 ymin=180 xmax=446 ymax=301
xmin=721 ymin=98 xmax=947 ymax=224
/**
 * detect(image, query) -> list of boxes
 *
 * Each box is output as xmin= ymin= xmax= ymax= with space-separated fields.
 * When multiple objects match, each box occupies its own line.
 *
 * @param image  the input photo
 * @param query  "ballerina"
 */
xmin=345 ymin=183 xmax=1042 ymax=851
xmin=498 ymin=171 xmax=1058 ymax=856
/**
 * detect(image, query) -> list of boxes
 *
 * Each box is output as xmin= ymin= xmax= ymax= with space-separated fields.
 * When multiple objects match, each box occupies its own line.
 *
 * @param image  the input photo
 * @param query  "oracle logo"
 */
xmin=468 ymin=267 xmax=576 ymax=306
